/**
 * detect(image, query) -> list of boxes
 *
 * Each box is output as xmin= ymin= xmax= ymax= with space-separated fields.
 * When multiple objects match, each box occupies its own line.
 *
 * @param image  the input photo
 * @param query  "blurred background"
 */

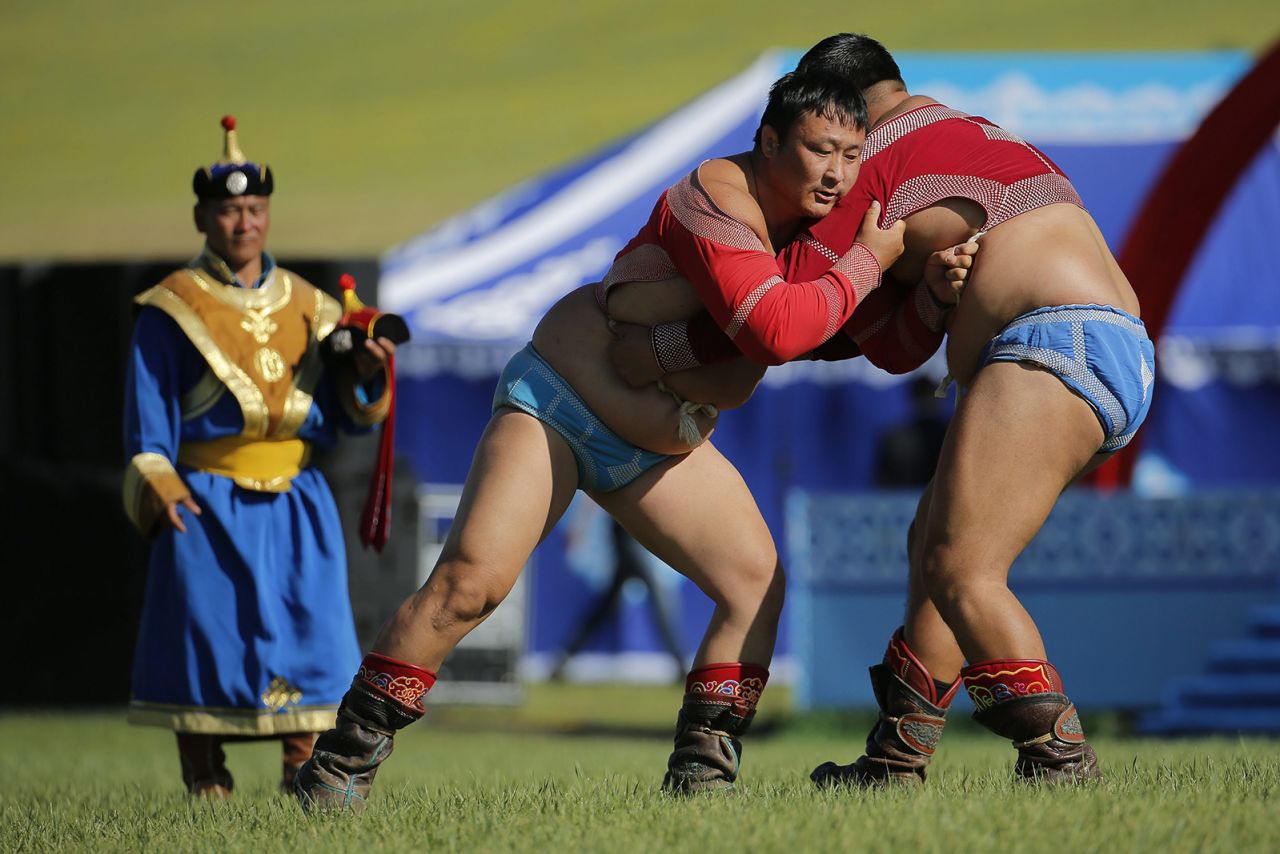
xmin=2 ymin=0 xmax=1278 ymax=735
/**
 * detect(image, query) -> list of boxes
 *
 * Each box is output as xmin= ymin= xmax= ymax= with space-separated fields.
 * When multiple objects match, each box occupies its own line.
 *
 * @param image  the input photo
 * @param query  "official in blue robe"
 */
xmin=122 ymin=116 xmax=393 ymax=797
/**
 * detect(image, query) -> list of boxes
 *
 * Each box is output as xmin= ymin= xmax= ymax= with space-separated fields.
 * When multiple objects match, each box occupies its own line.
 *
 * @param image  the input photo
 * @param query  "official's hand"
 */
xmin=165 ymin=496 xmax=202 ymax=534
xmin=923 ymin=239 xmax=980 ymax=307
xmin=855 ymin=200 xmax=906 ymax=271
xmin=607 ymin=319 xmax=664 ymax=387
xmin=355 ymin=337 xmax=397 ymax=381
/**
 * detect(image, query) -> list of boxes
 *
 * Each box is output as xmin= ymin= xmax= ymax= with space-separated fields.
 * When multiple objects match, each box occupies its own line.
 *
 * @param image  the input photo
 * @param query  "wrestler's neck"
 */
xmin=866 ymin=84 xmax=936 ymax=131
xmin=743 ymin=152 xmax=804 ymax=250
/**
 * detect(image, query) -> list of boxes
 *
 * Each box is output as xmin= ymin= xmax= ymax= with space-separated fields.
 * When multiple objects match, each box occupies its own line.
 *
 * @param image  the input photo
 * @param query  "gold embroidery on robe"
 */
xmin=254 ymin=346 xmax=286 ymax=382
xmin=261 ymin=676 xmax=304 ymax=712
xmin=135 ymin=264 xmax=333 ymax=440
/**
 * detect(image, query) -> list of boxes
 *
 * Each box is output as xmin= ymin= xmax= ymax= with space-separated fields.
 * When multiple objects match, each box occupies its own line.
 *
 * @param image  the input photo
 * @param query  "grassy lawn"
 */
xmin=3 ymin=684 xmax=1278 ymax=852
xmin=0 ymin=1 xmax=1276 ymax=260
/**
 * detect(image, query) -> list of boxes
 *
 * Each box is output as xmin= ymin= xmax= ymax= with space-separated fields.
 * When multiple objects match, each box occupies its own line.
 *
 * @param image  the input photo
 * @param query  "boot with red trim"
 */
xmin=293 ymin=653 xmax=435 ymax=811
xmin=811 ymin=628 xmax=959 ymax=788
xmin=961 ymin=658 xmax=1101 ymax=782
xmin=662 ymin=662 xmax=768 ymax=794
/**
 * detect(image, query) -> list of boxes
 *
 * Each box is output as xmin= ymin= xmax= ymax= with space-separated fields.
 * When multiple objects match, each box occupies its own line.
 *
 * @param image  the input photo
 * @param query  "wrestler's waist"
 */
xmin=177 ymin=436 xmax=312 ymax=493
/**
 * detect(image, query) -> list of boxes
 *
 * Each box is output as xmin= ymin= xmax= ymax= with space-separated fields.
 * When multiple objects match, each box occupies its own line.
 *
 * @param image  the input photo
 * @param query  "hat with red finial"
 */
xmin=191 ymin=115 xmax=274 ymax=199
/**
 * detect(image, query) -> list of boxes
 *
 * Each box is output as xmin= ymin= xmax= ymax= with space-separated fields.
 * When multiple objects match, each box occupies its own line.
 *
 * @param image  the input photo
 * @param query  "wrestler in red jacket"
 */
xmin=643 ymin=96 xmax=1079 ymax=377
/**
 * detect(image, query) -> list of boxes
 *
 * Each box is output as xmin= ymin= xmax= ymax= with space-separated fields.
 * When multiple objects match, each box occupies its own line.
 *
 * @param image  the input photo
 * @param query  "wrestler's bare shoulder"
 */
xmin=696 ymin=156 xmax=750 ymax=191
xmin=695 ymin=157 xmax=770 ymax=248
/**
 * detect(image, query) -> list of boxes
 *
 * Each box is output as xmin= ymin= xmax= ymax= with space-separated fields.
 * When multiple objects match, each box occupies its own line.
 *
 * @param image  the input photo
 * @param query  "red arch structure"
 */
xmin=1090 ymin=40 xmax=1280 ymax=488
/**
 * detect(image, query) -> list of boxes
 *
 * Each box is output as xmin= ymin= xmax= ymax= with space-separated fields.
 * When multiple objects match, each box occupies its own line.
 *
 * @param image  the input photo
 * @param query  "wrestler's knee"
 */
xmin=422 ymin=557 xmax=508 ymax=631
xmin=917 ymin=541 xmax=977 ymax=617
xmin=758 ymin=560 xmax=787 ymax=618
xmin=716 ymin=552 xmax=785 ymax=619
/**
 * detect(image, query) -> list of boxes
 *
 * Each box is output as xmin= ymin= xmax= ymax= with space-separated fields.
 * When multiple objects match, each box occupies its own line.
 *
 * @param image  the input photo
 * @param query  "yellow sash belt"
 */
xmin=177 ymin=437 xmax=311 ymax=492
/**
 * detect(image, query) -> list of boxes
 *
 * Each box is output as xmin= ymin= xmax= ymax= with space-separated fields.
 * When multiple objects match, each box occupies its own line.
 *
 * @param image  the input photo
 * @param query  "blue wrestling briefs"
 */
xmin=493 ymin=343 xmax=670 ymax=492
xmin=980 ymin=305 xmax=1155 ymax=451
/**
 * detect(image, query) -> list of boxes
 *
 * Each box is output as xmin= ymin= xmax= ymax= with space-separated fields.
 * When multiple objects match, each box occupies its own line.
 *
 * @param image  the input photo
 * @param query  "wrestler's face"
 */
xmin=194 ymin=195 xmax=271 ymax=272
xmin=760 ymin=111 xmax=864 ymax=219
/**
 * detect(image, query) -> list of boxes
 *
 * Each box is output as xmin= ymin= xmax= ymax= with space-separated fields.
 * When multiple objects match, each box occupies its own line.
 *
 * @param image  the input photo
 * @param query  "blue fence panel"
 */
xmin=789 ymin=490 xmax=1280 ymax=710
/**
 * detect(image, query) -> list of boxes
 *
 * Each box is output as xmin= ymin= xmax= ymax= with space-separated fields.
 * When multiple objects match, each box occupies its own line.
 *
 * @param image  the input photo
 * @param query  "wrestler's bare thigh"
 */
xmin=921 ymin=360 xmax=1105 ymax=660
xmin=374 ymin=407 xmax=580 ymax=669
xmin=593 ymin=439 xmax=783 ymax=666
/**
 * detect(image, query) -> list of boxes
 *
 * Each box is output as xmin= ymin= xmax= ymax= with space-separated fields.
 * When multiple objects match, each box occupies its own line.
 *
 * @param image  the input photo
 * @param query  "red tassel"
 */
xmin=359 ymin=355 xmax=396 ymax=552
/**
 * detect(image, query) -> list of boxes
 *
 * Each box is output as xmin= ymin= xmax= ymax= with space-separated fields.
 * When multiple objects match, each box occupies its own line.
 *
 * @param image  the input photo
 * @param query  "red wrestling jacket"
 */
xmin=599 ymin=166 xmax=883 ymax=368
xmin=655 ymin=102 xmax=1085 ymax=374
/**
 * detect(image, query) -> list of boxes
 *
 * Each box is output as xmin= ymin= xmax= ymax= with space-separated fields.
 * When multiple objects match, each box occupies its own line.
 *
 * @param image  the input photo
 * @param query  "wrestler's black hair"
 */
xmin=753 ymin=70 xmax=869 ymax=150
xmin=795 ymin=32 xmax=905 ymax=92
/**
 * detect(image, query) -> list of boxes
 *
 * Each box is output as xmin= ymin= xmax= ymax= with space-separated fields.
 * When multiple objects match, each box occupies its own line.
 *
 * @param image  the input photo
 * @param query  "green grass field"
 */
xmin=3 ymin=685 xmax=1278 ymax=852
xmin=1 ymin=1 xmax=1276 ymax=260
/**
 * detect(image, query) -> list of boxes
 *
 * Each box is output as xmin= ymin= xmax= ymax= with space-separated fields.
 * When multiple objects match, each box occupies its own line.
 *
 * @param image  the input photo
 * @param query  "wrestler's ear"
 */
xmin=759 ymin=125 xmax=780 ymax=158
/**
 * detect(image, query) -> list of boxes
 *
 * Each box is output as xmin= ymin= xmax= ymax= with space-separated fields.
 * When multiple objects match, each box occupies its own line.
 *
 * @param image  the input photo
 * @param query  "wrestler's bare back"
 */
xmin=810 ymin=192 xmax=1137 ymax=390
xmin=851 ymin=95 xmax=1140 ymax=388
xmin=934 ymin=202 xmax=1139 ymax=387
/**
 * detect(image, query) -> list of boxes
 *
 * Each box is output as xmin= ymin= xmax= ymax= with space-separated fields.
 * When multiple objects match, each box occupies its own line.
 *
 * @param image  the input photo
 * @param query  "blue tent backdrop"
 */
xmin=378 ymin=50 xmax=1277 ymax=682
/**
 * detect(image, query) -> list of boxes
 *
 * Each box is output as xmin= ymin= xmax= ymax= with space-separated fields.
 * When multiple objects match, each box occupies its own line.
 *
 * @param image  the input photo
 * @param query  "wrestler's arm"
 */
xmin=662 ymin=164 xmax=901 ymax=367
xmin=659 ymin=355 xmax=766 ymax=410
xmin=852 ymin=238 xmax=978 ymax=373
xmin=609 ymin=194 xmax=896 ymax=384
xmin=618 ymin=240 xmax=976 ymax=383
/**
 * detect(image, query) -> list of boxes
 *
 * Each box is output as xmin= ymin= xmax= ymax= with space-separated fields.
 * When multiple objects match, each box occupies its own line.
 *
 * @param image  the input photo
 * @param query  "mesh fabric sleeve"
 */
xmin=844 ymin=278 xmax=947 ymax=374
xmin=653 ymin=256 xmax=948 ymax=373
xmin=779 ymin=191 xmax=945 ymax=374
xmin=654 ymin=176 xmax=882 ymax=367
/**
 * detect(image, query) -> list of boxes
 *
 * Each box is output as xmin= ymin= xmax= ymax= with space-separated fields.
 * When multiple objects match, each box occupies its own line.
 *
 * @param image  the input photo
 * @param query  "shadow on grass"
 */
xmin=423 ymin=707 xmax=1141 ymax=742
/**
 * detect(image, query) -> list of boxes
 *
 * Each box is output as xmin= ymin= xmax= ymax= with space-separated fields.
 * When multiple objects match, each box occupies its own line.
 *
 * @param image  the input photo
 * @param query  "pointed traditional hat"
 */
xmin=192 ymin=115 xmax=274 ymax=199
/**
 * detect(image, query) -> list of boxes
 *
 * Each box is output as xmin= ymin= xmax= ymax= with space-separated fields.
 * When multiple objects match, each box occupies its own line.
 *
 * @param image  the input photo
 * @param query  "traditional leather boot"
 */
xmin=176 ymin=732 xmax=235 ymax=799
xmin=811 ymin=628 xmax=959 ymax=788
xmin=280 ymin=732 xmax=319 ymax=794
xmin=662 ymin=662 xmax=768 ymax=794
xmin=961 ymin=659 xmax=1102 ymax=782
xmin=294 ymin=653 xmax=434 ymax=812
